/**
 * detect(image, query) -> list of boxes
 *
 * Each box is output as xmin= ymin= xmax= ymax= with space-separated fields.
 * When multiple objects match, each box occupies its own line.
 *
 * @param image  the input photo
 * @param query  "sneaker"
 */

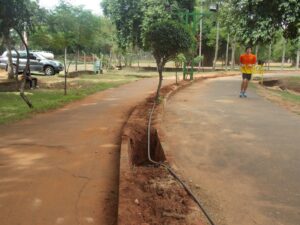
xmin=239 ymin=92 xmax=244 ymax=98
xmin=243 ymin=92 xmax=247 ymax=98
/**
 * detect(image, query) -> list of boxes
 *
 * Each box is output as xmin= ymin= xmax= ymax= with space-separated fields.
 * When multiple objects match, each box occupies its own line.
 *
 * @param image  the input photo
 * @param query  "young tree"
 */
xmin=144 ymin=20 xmax=195 ymax=100
xmin=0 ymin=0 xmax=39 ymax=107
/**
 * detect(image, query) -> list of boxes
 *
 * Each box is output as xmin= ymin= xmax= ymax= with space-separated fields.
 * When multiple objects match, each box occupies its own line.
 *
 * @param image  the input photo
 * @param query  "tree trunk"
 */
xmin=64 ymin=48 xmax=67 ymax=95
xmin=4 ymin=34 xmax=15 ymax=80
xmin=12 ymin=47 xmax=20 ymax=88
xmin=15 ymin=29 xmax=33 ymax=108
xmin=268 ymin=43 xmax=272 ymax=70
xmin=108 ymin=48 xmax=112 ymax=70
xmin=281 ymin=38 xmax=286 ymax=70
xmin=84 ymin=52 xmax=86 ymax=71
xmin=198 ymin=1 xmax=203 ymax=70
xmin=225 ymin=34 xmax=230 ymax=71
xmin=155 ymin=60 xmax=164 ymax=102
xmin=213 ymin=20 xmax=220 ymax=71
xmin=296 ymin=49 xmax=300 ymax=70
xmin=231 ymin=36 xmax=236 ymax=70
xmin=75 ymin=49 xmax=80 ymax=72
xmin=255 ymin=45 xmax=259 ymax=58
xmin=118 ymin=55 xmax=122 ymax=69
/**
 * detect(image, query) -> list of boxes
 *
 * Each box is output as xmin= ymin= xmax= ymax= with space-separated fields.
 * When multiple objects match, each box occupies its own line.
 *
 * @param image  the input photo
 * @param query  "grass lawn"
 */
xmin=0 ymin=71 xmax=141 ymax=125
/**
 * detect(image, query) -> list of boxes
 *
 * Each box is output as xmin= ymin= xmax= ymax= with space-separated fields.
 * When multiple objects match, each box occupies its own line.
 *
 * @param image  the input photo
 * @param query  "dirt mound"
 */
xmin=119 ymin=166 xmax=202 ymax=225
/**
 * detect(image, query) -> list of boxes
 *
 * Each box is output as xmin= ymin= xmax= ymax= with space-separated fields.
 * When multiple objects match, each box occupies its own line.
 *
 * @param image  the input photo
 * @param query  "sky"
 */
xmin=39 ymin=0 xmax=103 ymax=15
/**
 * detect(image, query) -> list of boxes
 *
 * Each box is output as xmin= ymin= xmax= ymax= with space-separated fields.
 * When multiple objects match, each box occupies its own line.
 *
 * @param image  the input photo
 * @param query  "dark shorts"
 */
xmin=242 ymin=73 xmax=252 ymax=80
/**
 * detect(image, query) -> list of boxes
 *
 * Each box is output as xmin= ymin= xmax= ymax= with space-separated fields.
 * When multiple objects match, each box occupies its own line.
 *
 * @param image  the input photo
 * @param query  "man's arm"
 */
xmin=240 ymin=55 xmax=245 ymax=67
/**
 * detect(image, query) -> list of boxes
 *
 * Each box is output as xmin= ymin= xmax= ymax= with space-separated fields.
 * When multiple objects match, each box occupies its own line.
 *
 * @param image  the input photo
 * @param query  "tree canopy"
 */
xmin=102 ymin=0 xmax=196 ymax=49
xmin=221 ymin=0 xmax=300 ymax=45
xmin=144 ymin=20 xmax=194 ymax=99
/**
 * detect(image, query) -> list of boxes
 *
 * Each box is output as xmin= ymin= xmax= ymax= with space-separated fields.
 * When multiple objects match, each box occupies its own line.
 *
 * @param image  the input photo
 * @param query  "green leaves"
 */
xmin=102 ymin=0 xmax=197 ymax=50
xmin=144 ymin=20 xmax=195 ymax=64
xmin=29 ymin=1 xmax=112 ymax=54
xmin=221 ymin=0 xmax=300 ymax=45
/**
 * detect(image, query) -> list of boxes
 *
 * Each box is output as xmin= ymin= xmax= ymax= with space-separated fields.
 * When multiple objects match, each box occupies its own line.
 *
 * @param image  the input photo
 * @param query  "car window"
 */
xmin=7 ymin=52 xmax=17 ymax=58
xmin=34 ymin=53 xmax=46 ymax=60
xmin=19 ymin=52 xmax=27 ymax=59
xmin=29 ymin=53 xmax=37 ymax=60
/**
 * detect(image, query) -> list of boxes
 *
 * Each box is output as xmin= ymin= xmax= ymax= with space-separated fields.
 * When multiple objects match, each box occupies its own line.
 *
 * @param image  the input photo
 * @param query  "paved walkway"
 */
xmin=161 ymin=76 xmax=300 ymax=225
xmin=0 ymin=77 xmax=172 ymax=225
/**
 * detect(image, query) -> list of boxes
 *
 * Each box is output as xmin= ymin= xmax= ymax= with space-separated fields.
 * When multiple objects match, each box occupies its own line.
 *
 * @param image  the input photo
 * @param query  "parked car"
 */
xmin=0 ymin=51 xmax=63 ymax=75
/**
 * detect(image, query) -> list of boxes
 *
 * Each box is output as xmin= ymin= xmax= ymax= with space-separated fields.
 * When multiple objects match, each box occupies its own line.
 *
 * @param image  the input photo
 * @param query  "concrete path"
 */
xmin=161 ymin=76 xmax=300 ymax=225
xmin=0 ymin=77 xmax=172 ymax=225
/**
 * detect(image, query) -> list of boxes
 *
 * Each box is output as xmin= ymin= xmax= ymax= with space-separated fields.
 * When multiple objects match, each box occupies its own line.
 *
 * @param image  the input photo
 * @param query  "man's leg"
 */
xmin=32 ymin=78 xmax=38 ymax=88
xmin=240 ymin=79 xmax=247 ymax=97
xmin=242 ymin=79 xmax=249 ymax=97
xmin=244 ymin=79 xmax=249 ymax=92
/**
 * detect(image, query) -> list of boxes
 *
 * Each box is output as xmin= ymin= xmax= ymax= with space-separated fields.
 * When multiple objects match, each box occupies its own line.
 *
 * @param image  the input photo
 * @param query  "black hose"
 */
xmin=147 ymin=102 xmax=216 ymax=225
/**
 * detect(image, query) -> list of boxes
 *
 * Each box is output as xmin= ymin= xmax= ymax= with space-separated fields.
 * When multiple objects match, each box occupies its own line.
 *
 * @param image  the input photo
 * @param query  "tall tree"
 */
xmin=102 ymin=0 xmax=144 ymax=49
xmin=102 ymin=0 xmax=196 ymax=50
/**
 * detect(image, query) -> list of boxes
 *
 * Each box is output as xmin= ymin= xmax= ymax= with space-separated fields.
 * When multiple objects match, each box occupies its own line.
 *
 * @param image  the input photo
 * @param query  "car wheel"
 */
xmin=44 ymin=66 xmax=55 ymax=76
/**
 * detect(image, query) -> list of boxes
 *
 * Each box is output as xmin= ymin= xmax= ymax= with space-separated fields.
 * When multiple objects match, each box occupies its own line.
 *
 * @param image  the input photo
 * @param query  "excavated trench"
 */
xmin=118 ymin=82 xmax=206 ymax=225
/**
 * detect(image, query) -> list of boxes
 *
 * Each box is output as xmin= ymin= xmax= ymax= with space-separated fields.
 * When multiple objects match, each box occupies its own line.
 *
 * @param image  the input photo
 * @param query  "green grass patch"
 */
xmin=279 ymin=90 xmax=300 ymax=103
xmin=0 ymin=75 xmax=137 ymax=125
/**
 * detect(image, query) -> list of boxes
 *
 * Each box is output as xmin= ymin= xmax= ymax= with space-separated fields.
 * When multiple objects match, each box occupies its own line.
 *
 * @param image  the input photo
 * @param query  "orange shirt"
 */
xmin=240 ymin=53 xmax=257 ymax=74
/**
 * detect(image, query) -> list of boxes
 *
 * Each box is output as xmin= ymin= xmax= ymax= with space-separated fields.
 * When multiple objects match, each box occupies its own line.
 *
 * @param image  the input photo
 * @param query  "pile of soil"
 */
xmin=119 ymin=166 xmax=203 ymax=225
xmin=119 ymin=81 xmax=205 ymax=225
xmin=262 ymin=78 xmax=300 ymax=93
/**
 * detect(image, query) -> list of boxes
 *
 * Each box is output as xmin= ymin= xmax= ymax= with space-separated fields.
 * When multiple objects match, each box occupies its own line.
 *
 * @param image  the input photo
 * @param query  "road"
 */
xmin=0 ymin=77 xmax=172 ymax=225
xmin=161 ymin=76 xmax=300 ymax=225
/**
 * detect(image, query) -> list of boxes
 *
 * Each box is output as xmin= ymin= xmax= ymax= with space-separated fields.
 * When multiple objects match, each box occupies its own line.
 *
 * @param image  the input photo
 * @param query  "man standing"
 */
xmin=239 ymin=47 xmax=256 ymax=97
